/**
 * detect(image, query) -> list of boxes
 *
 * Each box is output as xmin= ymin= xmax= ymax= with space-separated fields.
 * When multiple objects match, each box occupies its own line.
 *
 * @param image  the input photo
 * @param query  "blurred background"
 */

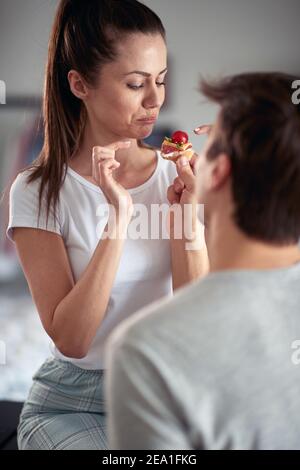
xmin=0 ymin=0 xmax=300 ymax=401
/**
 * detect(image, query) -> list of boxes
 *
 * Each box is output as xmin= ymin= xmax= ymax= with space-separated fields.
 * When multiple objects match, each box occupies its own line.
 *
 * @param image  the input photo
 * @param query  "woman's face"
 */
xmin=86 ymin=33 xmax=167 ymax=140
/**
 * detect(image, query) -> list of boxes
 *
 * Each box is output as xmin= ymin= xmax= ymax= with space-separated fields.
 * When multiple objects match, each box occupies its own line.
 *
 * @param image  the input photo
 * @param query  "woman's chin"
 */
xmin=136 ymin=127 xmax=154 ymax=140
xmin=123 ymin=123 xmax=155 ymax=141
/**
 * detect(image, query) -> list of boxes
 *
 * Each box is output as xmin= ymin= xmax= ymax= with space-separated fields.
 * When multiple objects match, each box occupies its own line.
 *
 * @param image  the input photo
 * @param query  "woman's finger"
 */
xmin=167 ymin=185 xmax=180 ymax=205
xmin=93 ymin=153 xmax=117 ymax=181
xmin=193 ymin=124 xmax=212 ymax=135
xmin=97 ymin=159 xmax=120 ymax=186
xmin=173 ymin=176 xmax=185 ymax=194
xmin=189 ymin=152 xmax=200 ymax=176
xmin=93 ymin=140 xmax=131 ymax=154
xmin=93 ymin=140 xmax=131 ymax=161
xmin=176 ymin=157 xmax=196 ymax=193
xmin=109 ymin=140 xmax=131 ymax=151
xmin=92 ymin=153 xmax=100 ymax=182
xmin=99 ymin=159 xmax=120 ymax=176
xmin=93 ymin=147 xmax=115 ymax=161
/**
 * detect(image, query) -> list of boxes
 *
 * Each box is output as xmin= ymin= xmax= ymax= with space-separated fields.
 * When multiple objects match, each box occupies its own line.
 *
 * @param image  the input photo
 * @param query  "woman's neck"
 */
xmin=70 ymin=120 xmax=155 ymax=172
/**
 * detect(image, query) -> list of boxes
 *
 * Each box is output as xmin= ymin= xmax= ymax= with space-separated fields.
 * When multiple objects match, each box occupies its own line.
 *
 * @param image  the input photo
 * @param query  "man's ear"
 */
xmin=209 ymin=153 xmax=231 ymax=190
xmin=67 ymin=70 xmax=89 ymax=100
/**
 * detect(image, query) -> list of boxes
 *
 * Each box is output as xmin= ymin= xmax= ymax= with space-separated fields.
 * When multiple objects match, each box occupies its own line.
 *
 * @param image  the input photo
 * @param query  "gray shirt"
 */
xmin=104 ymin=263 xmax=300 ymax=449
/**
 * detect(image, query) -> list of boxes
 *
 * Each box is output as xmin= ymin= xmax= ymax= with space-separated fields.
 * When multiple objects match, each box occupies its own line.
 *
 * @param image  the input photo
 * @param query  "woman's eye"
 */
xmin=127 ymin=84 xmax=144 ymax=90
xmin=127 ymin=82 xmax=166 ymax=91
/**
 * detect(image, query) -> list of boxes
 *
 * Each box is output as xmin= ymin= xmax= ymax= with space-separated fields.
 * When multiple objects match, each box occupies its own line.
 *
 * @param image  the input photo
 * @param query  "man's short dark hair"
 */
xmin=201 ymin=72 xmax=300 ymax=245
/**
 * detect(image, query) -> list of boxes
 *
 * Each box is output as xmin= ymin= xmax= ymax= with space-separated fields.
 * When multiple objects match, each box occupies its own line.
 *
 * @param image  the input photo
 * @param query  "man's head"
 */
xmin=197 ymin=72 xmax=300 ymax=245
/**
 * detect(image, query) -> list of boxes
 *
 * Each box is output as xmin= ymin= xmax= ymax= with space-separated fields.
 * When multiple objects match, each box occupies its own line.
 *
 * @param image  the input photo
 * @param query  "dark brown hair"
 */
xmin=4 ymin=0 xmax=166 ymax=229
xmin=201 ymin=72 xmax=300 ymax=245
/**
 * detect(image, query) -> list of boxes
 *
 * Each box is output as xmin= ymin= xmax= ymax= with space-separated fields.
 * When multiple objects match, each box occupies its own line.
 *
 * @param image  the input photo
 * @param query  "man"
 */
xmin=104 ymin=72 xmax=300 ymax=449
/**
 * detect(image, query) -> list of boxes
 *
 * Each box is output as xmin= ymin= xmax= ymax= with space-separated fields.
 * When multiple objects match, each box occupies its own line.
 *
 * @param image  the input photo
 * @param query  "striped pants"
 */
xmin=17 ymin=357 xmax=107 ymax=450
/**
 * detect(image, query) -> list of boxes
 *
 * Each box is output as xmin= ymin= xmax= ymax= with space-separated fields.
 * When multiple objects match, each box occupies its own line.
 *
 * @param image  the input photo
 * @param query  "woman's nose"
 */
xmin=143 ymin=85 xmax=164 ymax=110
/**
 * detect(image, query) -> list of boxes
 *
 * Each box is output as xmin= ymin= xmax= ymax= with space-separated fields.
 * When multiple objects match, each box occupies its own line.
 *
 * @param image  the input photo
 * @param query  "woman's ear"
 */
xmin=67 ymin=70 xmax=89 ymax=100
xmin=209 ymin=153 xmax=231 ymax=190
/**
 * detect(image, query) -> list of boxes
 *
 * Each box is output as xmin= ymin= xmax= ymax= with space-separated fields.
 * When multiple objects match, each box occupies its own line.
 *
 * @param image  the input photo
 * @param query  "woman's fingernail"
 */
xmin=194 ymin=127 xmax=201 ymax=132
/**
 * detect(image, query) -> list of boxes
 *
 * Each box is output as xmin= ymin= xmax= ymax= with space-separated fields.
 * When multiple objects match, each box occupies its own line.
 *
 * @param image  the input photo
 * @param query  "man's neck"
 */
xmin=206 ymin=212 xmax=300 ymax=273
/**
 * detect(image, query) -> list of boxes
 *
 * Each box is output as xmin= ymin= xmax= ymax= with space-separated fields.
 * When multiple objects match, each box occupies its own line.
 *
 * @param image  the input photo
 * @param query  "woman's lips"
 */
xmin=137 ymin=116 xmax=157 ymax=124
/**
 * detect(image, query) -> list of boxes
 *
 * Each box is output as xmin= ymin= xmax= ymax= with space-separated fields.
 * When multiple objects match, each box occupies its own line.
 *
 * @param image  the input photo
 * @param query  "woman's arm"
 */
xmin=167 ymin=155 xmax=209 ymax=291
xmin=51 ymin=216 xmax=130 ymax=358
xmin=169 ymin=215 xmax=209 ymax=290
xmin=53 ymin=141 xmax=134 ymax=358
xmin=13 ymin=215 xmax=130 ymax=360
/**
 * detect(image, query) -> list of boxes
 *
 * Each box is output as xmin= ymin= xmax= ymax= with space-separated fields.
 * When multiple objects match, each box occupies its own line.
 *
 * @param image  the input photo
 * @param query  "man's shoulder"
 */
xmin=109 ymin=266 xmax=300 ymax=353
xmin=108 ymin=273 xmax=235 ymax=351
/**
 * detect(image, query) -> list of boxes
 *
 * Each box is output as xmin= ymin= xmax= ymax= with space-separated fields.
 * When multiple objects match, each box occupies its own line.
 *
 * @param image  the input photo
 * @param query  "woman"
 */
xmin=6 ymin=0 xmax=208 ymax=450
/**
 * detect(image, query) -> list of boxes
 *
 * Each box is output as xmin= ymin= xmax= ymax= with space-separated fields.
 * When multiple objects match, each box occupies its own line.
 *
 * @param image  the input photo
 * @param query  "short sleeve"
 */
xmin=6 ymin=170 xmax=63 ymax=243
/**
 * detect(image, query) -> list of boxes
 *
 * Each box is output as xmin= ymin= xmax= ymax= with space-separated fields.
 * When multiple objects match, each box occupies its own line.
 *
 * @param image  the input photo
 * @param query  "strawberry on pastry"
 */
xmin=161 ymin=130 xmax=194 ymax=163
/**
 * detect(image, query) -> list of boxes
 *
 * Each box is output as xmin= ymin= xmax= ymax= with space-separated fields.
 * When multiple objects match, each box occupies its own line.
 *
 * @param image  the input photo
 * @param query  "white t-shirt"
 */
xmin=6 ymin=151 xmax=177 ymax=369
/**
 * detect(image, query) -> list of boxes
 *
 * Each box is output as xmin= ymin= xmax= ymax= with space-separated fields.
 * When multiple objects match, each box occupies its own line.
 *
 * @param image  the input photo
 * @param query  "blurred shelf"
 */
xmin=0 ymin=95 xmax=42 ymax=110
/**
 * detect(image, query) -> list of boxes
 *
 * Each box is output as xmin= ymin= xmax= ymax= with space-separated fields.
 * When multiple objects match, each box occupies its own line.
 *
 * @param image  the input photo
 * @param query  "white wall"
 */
xmin=0 ymin=0 xmax=57 ymax=95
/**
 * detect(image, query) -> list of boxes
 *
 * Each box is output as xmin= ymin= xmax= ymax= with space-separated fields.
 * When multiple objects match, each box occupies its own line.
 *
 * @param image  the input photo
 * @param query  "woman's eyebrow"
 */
xmin=124 ymin=67 xmax=168 ymax=77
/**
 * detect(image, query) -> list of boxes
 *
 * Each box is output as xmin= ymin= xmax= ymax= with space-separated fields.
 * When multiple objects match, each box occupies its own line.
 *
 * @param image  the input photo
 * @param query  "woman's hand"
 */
xmin=167 ymin=126 xmax=212 ymax=287
xmin=92 ymin=141 xmax=133 ymax=223
xmin=167 ymin=124 xmax=212 ymax=206
xmin=167 ymin=153 xmax=199 ymax=207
